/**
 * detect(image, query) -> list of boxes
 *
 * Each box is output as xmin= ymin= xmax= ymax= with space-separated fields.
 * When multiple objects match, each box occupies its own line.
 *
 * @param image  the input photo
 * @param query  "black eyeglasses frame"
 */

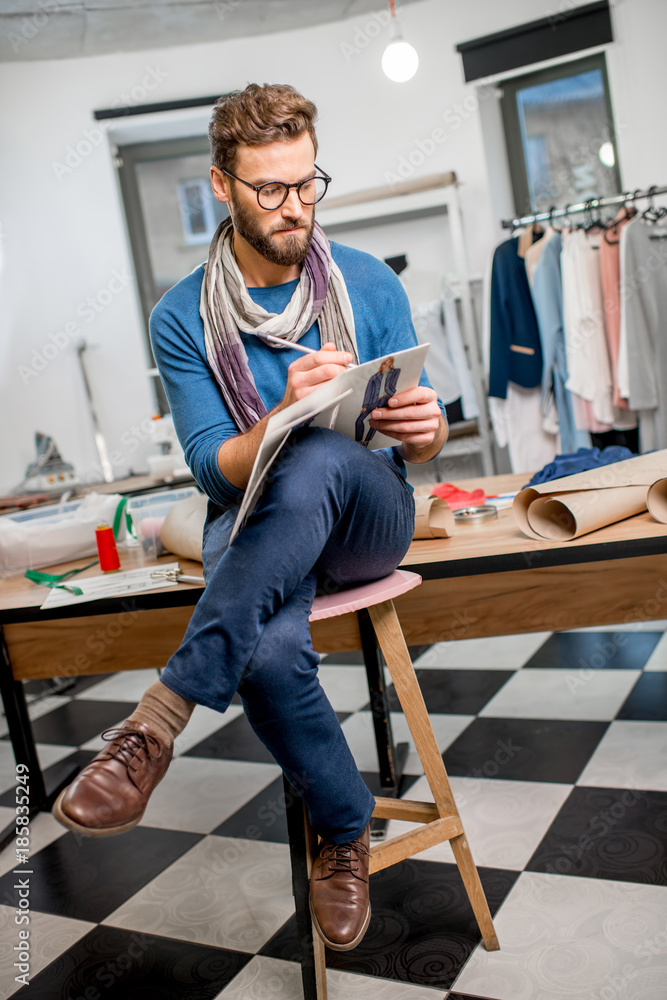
xmin=221 ymin=163 xmax=332 ymax=210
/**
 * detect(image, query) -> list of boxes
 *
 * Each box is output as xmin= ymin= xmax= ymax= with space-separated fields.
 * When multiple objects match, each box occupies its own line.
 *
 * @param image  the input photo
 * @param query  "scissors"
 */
xmin=150 ymin=568 xmax=205 ymax=585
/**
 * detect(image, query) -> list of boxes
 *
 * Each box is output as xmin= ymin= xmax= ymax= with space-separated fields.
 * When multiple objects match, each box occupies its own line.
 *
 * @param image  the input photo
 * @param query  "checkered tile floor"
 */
xmin=1 ymin=624 xmax=667 ymax=999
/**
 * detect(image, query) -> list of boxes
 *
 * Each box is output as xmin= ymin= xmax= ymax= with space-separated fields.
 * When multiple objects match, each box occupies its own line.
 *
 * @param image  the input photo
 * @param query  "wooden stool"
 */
xmin=286 ymin=569 xmax=500 ymax=1000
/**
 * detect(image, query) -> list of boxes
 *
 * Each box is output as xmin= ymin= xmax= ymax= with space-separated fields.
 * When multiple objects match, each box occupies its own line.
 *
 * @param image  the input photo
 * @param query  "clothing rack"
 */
xmin=502 ymin=184 xmax=667 ymax=230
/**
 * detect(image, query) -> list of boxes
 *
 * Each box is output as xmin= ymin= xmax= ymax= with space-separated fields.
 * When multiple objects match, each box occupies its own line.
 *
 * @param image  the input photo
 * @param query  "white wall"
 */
xmin=1 ymin=0 xmax=666 ymax=491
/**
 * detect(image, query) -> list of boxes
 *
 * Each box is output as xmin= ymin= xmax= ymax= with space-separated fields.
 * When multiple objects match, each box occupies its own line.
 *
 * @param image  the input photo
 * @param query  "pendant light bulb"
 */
xmin=382 ymin=38 xmax=419 ymax=82
xmin=382 ymin=0 xmax=419 ymax=82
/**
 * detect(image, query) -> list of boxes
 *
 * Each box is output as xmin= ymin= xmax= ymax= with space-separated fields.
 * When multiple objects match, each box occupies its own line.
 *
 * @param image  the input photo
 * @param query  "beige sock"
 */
xmin=129 ymin=679 xmax=195 ymax=748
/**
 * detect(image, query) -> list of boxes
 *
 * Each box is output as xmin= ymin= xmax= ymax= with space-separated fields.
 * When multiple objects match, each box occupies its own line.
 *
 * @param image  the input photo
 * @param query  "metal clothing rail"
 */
xmin=502 ymin=184 xmax=667 ymax=230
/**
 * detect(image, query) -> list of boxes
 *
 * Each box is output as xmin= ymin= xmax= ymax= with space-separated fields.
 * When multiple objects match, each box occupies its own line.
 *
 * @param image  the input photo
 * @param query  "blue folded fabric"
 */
xmin=525 ymin=446 xmax=635 ymax=487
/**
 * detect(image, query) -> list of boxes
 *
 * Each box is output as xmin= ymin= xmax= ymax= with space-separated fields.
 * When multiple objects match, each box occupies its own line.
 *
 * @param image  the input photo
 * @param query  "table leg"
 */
xmin=0 ymin=628 xmax=78 ymax=851
xmin=284 ymin=776 xmax=327 ymax=999
xmin=357 ymin=609 xmax=409 ymax=840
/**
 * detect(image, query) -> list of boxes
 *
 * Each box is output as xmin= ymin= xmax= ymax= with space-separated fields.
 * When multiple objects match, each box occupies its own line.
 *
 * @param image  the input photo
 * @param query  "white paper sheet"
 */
xmin=229 ymin=343 xmax=430 ymax=544
xmin=40 ymin=562 xmax=181 ymax=609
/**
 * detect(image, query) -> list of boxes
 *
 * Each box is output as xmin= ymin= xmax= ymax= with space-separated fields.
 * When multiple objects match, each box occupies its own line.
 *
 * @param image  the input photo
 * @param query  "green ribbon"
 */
xmin=25 ymin=496 xmax=129 ymax=595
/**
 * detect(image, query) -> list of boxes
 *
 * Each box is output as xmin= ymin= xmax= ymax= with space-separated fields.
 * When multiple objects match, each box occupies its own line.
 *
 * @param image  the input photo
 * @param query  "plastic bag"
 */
xmin=0 ymin=492 xmax=127 ymax=577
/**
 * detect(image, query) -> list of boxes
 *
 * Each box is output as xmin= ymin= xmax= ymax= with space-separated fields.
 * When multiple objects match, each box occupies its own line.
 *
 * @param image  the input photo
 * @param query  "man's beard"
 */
xmin=230 ymin=194 xmax=315 ymax=267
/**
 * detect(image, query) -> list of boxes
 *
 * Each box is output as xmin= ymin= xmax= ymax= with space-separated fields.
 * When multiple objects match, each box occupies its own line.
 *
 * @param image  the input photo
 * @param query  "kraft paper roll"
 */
xmin=413 ymin=495 xmax=455 ymax=539
xmin=524 ymin=486 xmax=648 ymax=541
xmin=647 ymin=478 xmax=667 ymax=523
xmin=160 ymin=494 xmax=207 ymax=562
xmin=514 ymin=449 xmax=667 ymax=541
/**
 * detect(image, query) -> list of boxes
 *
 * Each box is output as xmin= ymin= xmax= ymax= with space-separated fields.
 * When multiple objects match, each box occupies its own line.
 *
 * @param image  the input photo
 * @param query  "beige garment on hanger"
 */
xmin=524 ymin=225 xmax=555 ymax=285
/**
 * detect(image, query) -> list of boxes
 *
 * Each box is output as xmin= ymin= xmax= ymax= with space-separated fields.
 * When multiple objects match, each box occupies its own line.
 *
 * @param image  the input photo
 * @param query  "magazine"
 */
xmin=230 ymin=342 xmax=430 ymax=542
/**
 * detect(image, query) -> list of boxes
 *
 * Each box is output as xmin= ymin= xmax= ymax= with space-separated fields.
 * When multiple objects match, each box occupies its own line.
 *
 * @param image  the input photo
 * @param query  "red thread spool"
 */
xmin=96 ymin=524 xmax=120 ymax=572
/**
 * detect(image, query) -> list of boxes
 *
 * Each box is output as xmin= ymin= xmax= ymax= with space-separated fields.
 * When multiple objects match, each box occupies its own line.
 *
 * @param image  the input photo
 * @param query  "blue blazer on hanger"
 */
xmin=488 ymin=237 xmax=543 ymax=398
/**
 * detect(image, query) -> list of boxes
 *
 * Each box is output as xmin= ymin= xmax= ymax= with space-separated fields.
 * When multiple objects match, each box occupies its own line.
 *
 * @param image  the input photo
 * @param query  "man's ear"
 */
xmin=211 ymin=166 xmax=231 ymax=205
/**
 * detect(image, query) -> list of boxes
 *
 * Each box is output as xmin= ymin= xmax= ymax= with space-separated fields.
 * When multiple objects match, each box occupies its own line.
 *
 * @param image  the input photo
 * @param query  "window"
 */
xmin=116 ymin=136 xmax=229 ymax=411
xmin=177 ymin=178 xmax=223 ymax=245
xmin=500 ymin=54 xmax=621 ymax=216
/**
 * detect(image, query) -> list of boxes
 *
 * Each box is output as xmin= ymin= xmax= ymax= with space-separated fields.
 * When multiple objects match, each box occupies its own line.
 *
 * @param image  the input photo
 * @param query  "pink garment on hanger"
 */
xmin=599 ymin=210 xmax=634 ymax=408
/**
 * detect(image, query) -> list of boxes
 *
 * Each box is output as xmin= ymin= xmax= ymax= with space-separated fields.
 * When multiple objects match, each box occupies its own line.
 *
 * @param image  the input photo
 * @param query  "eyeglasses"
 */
xmin=222 ymin=164 xmax=331 ymax=211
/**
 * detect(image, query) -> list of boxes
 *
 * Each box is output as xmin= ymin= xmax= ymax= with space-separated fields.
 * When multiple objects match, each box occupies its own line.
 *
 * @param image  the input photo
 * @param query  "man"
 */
xmin=54 ymin=83 xmax=447 ymax=952
xmin=355 ymin=356 xmax=401 ymax=445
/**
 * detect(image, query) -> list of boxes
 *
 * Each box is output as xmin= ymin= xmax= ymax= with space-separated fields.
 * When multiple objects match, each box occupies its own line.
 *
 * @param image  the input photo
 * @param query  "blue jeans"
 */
xmin=160 ymin=427 xmax=415 ymax=843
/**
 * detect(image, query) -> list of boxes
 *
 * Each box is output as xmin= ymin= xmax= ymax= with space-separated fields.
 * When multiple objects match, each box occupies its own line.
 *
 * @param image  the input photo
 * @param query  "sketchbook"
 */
xmin=230 ymin=342 xmax=430 ymax=543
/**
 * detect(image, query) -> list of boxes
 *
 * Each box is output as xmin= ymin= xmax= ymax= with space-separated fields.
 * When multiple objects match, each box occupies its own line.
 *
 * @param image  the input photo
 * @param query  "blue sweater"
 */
xmin=150 ymin=241 xmax=445 ymax=507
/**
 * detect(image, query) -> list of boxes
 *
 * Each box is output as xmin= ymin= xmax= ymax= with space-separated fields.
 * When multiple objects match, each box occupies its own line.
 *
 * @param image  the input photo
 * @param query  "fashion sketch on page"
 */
xmin=355 ymin=357 xmax=401 ymax=446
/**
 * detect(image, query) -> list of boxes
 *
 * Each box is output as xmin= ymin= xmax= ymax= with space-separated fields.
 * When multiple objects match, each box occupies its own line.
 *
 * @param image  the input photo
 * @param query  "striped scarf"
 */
xmin=200 ymin=218 xmax=358 ymax=433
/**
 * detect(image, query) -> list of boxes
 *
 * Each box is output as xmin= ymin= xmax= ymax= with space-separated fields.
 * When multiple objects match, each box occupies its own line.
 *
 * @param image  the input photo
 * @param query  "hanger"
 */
xmin=582 ymin=198 xmax=606 ymax=233
xmin=642 ymin=185 xmax=667 ymax=223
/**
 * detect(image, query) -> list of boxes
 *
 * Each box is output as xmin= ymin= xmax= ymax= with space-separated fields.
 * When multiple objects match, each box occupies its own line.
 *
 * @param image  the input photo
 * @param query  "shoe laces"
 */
xmin=99 ymin=727 xmax=163 ymax=774
xmin=316 ymin=838 xmax=370 ymax=882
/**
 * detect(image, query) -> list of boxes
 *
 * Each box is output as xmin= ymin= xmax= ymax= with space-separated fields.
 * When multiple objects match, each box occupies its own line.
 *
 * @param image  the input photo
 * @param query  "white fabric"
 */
xmin=442 ymin=291 xmax=479 ymax=419
xmin=561 ymin=229 xmax=636 ymax=432
xmin=504 ymin=383 xmax=558 ymax=475
xmin=412 ymin=301 xmax=461 ymax=407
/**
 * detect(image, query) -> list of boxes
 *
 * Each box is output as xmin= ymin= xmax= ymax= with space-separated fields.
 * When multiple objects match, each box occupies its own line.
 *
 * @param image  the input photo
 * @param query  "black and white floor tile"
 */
xmin=1 ymin=625 xmax=666 ymax=998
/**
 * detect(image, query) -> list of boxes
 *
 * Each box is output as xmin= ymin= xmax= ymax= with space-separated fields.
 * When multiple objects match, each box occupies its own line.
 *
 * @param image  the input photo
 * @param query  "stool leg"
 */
xmin=450 ymin=834 xmax=500 ymax=951
xmin=368 ymin=599 xmax=499 ymax=952
xmin=367 ymin=600 xmax=457 ymax=816
xmin=284 ymin=777 xmax=328 ymax=999
xmin=357 ymin=608 xmax=410 ymax=840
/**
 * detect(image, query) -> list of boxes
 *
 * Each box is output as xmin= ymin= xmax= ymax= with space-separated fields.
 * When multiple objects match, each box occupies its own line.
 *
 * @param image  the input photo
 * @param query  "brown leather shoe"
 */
xmin=52 ymin=721 xmax=172 ymax=837
xmin=309 ymin=824 xmax=371 ymax=951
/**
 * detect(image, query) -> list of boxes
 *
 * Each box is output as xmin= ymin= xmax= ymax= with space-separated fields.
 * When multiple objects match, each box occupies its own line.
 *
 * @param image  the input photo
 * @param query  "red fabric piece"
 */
xmin=430 ymin=482 xmax=486 ymax=510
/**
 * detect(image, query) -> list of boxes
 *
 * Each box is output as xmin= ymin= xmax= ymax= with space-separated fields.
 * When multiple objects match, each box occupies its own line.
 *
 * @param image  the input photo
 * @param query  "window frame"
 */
xmin=116 ymin=134 xmax=216 ymax=413
xmin=499 ymin=52 xmax=622 ymax=217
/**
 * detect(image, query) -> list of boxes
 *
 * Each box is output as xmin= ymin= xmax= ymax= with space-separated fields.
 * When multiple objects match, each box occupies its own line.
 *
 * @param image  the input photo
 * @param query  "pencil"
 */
xmin=255 ymin=331 xmax=357 ymax=368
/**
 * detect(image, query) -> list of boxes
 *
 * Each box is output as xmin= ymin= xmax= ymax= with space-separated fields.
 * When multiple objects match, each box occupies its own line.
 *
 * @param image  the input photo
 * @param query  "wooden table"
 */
xmin=2 ymin=471 xmax=667 ymax=810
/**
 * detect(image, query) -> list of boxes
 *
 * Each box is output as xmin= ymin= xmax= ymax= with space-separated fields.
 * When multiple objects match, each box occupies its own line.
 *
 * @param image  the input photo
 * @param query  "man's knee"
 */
xmin=267 ymin=427 xmax=365 ymax=502
xmin=240 ymin=636 xmax=317 ymax=704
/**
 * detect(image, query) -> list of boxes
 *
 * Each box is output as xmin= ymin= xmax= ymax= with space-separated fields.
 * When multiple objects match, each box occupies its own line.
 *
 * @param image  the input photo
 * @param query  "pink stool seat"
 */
xmin=309 ymin=569 xmax=422 ymax=622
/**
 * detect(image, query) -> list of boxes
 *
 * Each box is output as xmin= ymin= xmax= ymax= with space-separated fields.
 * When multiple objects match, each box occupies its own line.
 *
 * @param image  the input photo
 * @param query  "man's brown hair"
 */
xmin=209 ymin=83 xmax=319 ymax=173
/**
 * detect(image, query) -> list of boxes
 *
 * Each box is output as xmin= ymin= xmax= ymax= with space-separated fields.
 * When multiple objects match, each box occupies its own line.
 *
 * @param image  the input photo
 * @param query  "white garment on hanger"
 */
xmin=441 ymin=290 xmax=479 ymax=419
xmin=505 ymin=383 xmax=559 ymax=474
xmin=561 ymin=229 xmax=636 ymax=431
xmin=412 ymin=301 xmax=462 ymax=406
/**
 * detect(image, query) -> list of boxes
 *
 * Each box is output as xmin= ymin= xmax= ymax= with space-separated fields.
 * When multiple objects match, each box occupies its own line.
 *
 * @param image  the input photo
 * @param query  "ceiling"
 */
xmin=0 ymin=0 xmax=422 ymax=62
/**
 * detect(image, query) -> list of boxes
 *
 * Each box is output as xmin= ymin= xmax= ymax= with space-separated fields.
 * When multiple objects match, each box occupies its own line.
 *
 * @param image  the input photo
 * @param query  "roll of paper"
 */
xmin=413 ymin=495 xmax=455 ymax=539
xmin=159 ymin=494 xmax=208 ymax=562
xmin=647 ymin=478 xmax=667 ymax=523
xmin=524 ymin=486 xmax=647 ymax=541
xmin=514 ymin=449 xmax=667 ymax=541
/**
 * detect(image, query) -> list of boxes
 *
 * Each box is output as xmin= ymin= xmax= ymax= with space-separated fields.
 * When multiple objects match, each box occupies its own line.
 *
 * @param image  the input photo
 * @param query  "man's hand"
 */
xmin=279 ymin=342 xmax=353 ymax=409
xmin=368 ymin=385 xmax=447 ymax=463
